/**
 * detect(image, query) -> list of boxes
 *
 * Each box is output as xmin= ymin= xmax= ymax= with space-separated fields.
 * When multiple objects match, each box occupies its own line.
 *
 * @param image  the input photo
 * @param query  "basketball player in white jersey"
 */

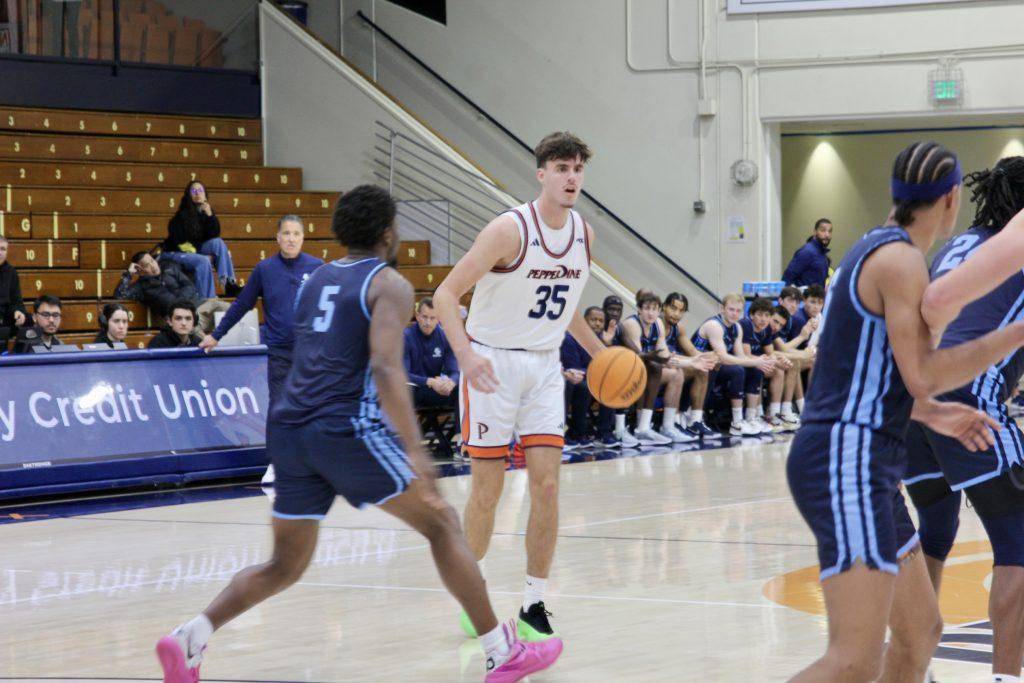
xmin=433 ymin=132 xmax=607 ymax=642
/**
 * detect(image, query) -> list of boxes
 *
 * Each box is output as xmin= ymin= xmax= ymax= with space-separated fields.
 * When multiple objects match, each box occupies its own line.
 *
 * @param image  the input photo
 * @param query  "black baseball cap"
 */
xmin=602 ymin=295 xmax=623 ymax=308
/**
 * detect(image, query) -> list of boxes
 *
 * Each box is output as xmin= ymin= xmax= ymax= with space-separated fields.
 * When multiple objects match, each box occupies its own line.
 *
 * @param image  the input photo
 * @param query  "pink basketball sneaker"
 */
xmin=156 ymin=633 xmax=202 ymax=683
xmin=485 ymin=634 xmax=564 ymax=683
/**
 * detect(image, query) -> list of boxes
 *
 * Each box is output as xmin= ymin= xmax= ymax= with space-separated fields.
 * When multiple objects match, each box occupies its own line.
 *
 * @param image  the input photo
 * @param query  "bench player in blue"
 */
xmin=903 ymin=156 xmax=1024 ymax=682
xmin=155 ymin=186 xmax=563 ymax=683
xmin=787 ymin=142 xmax=1024 ymax=683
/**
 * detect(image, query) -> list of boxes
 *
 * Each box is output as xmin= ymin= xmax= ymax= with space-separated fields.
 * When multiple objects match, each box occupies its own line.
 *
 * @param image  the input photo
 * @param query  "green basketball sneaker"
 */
xmin=459 ymin=609 xmax=478 ymax=638
xmin=517 ymin=602 xmax=558 ymax=642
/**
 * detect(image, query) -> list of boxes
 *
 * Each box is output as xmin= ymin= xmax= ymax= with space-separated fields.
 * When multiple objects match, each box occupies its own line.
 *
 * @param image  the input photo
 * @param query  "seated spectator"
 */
xmin=767 ymin=305 xmax=814 ymax=427
xmin=620 ymin=293 xmax=691 ymax=445
xmin=403 ymin=297 xmax=459 ymax=409
xmin=601 ymin=294 xmax=623 ymax=345
xmin=148 ymin=300 xmax=202 ymax=349
xmin=0 ymin=235 xmax=26 ymax=344
xmin=662 ymin=292 xmax=718 ymax=437
xmin=739 ymin=298 xmax=791 ymax=432
xmin=774 ymin=286 xmax=817 ymax=416
xmin=561 ymin=306 xmax=605 ymax=449
xmin=94 ymin=303 xmax=130 ymax=348
xmin=13 ymin=295 xmax=63 ymax=353
xmin=114 ymin=251 xmax=228 ymax=334
xmin=782 ymin=217 xmax=833 ymax=287
xmin=794 ymin=284 xmax=825 ymax=351
xmin=692 ymin=293 xmax=774 ymax=436
xmin=162 ymin=180 xmax=241 ymax=297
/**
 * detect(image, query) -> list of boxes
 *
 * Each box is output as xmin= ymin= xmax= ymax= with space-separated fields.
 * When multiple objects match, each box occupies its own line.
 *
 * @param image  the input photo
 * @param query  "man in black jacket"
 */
xmin=13 ymin=295 xmax=64 ymax=353
xmin=0 ymin=236 xmax=27 ymax=344
xmin=114 ymin=251 xmax=228 ymax=333
xmin=148 ymin=300 xmax=203 ymax=349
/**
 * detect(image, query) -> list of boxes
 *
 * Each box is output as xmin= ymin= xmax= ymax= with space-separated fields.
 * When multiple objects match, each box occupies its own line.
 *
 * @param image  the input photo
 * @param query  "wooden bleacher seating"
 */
xmin=0 ymin=106 xmax=448 ymax=352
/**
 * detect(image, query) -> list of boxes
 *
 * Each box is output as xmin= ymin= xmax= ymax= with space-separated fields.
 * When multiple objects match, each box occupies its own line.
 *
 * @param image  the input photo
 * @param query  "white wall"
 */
xmin=338 ymin=0 xmax=1024 ymax=301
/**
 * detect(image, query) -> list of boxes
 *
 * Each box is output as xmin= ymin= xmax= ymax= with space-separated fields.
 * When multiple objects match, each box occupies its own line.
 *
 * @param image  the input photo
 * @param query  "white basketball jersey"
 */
xmin=466 ymin=201 xmax=591 ymax=351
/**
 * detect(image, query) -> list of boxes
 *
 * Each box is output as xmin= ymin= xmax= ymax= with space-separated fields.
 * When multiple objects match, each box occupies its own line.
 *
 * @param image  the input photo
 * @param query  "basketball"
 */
xmin=586 ymin=346 xmax=647 ymax=409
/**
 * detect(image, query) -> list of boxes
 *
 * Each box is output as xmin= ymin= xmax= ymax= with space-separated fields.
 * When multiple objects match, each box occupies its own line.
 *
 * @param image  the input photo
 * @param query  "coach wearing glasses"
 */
xmin=13 ymin=295 xmax=65 ymax=353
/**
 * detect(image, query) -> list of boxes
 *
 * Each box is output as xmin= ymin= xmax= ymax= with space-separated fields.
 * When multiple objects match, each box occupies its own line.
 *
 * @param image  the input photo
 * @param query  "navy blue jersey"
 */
xmin=739 ymin=317 xmax=776 ymax=356
xmin=692 ymin=315 xmax=738 ymax=353
xmin=932 ymin=226 xmax=1024 ymax=406
xmin=664 ymin=319 xmax=680 ymax=353
xmin=628 ymin=314 xmax=660 ymax=353
xmin=272 ymin=257 xmax=388 ymax=426
xmin=801 ymin=227 xmax=913 ymax=440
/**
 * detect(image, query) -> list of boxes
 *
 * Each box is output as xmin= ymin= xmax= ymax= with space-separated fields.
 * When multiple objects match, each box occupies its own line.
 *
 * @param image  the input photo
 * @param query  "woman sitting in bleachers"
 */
xmin=162 ymin=180 xmax=242 ymax=297
xmin=94 ymin=303 xmax=130 ymax=349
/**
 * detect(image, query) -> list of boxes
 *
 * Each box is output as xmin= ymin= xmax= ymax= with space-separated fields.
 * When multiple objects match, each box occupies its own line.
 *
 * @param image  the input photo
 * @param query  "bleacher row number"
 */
xmin=55 ymin=169 xmax=61 ymax=180
xmin=214 ymin=149 xmax=220 ymax=159
xmin=180 ymin=124 xmax=186 ymax=135
xmin=13 ymin=142 xmax=19 ymax=152
xmin=321 ymin=199 xmax=329 ymax=208
xmin=128 ymin=311 xmax=135 ymax=322
xmin=7 ymin=116 xmax=13 ymax=126
xmin=24 ymin=249 xmax=35 ymax=261
xmin=74 ymin=279 xmax=84 ymax=291
xmin=245 ymin=223 xmax=252 ymax=233
xmin=34 ymin=279 xmax=41 ymax=290
xmin=281 ymin=175 xmax=288 ymax=184
xmin=71 ymin=247 xmax=78 ymax=260
xmin=238 ymin=127 xmax=246 ymax=137
xmin=408 ymin=248 xmax=416 ymax=258
xmin=151 ymin=147 xmax=157 ymax=157
xmin=321 ymin=249 xmax=328 ymax=259
xmin=86 ymin=312 xmax=93 ymax=323
xmin=20 ymin=218 xmax=29 ymax=232
xmin=240 ymin=150 xmax=248 ymax=160
xmin=254 ymin=173 xmax=260 ymax=183
xmin=259 ymin=250 xmax=266 ymax=260
xmin=79 ymin=120 xmax=85 ymax=130
xmin=18 ymin=168 xmax=25 ymax=178
xmin=210 ymin=125 xmax=217 ymax=135
xmin=126 ymin=172 xmax=132 ymax=182
xmin=43 ymin=118 xmax=49 ymax=128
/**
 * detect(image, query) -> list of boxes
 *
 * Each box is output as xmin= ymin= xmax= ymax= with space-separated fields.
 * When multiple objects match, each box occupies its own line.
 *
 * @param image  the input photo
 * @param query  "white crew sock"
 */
xmin=637 ymin=409 xmax=653 ymax=432
xmin=769 ymin=402 xmax=781 ymax=417
xmin=796 ymin=398 xmax=805 ymax=413
xmin=993 ymin=675 xmax=1021 ymax=682
xmin=781 ymin=402 xmax=794 ymax=417
xmin=677 ymin=411 xmax=687 ymax=427
xmin=481 ymin=622 xmax=513 ymax=671
xmin=690 ymin=409 xmax=704 ymax=425
xmin=745 ymin=407 xmax=757 ymax=422
xmin=732 ymin=406 xmax=743 ymax=424
xmin=524 ymin=574 xmax=547 ymax=611
xmin=663 ymin=407 xmax=677 ymax=430
xmin=177 ymin=614 xmax=213 ymax=665
xmin=615 ymin=413 xmax=626 ymax=434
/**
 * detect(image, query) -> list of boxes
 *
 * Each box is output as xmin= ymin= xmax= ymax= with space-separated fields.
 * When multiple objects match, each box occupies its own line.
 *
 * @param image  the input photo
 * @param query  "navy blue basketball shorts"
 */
xmin=905 ymin=396 xmax=1024 ymax=492
xmin=267 ymin=416 xmax=415 ymax=520
xmin=787 ymin=422 xmax=917 ymax=579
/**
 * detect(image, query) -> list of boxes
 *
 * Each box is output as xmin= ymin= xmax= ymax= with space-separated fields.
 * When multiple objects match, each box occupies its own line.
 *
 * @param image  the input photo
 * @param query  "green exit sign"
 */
xmin=934 ymin=79 xmax=959 ymax=101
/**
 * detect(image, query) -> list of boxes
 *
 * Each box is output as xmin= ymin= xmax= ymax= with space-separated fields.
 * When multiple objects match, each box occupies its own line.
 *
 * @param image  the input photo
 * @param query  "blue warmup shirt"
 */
xmin=692 ymin=315 xmax=739 ymax=353
xmin=783 ymin=238 xmax=831 ymax=287
xmin=403 ymin=324 xmax=459 ymax=387
xmin=212 ymin=251 xmax=324 ymax=348
xmin=739 ymin=317 xmax=777 ymax=356
xmin=560 ymin=332 xmax=591 ymax=371
xmin=801 ymin=226 xmax=913 ymax=440
xmin=272 ymin=257 xmax=386 ymax=426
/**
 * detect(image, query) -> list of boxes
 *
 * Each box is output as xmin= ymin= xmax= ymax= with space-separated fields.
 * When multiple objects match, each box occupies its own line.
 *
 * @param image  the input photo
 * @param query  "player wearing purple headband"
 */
xmin=786 ymin=142 xmax=1024 ymax=683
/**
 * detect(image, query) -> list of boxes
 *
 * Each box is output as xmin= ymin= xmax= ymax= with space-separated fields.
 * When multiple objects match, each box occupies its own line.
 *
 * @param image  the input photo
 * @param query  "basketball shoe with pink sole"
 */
xmin=155 ymin=632 xmax=202 ymax=683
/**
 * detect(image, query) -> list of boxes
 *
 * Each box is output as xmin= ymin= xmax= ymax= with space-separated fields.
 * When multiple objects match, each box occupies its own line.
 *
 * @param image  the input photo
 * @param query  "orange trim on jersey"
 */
xmin=529 ymin=201 xmax=575 ymax=259
xmin=460 ymin=375 xmax=471 ymax=444
xmin=465 ymin=444 xmax=511 ymax=459
xmin=583 ymin=218 xmax=592 ymax=265
xmin=491 ymin=209 xmax=529 ymax=273
xmin=520 ymin=434 xmax=565 ymax=450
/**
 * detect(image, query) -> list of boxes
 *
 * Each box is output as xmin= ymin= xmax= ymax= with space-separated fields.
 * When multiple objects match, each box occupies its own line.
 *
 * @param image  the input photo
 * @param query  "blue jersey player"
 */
xmin=903 ymin=156 xmax=1024 ymax=682
xmin=787 ymin=142 xmax=1024 ymax=683
xmin=155 ymin=186 xmax=563 ymax=683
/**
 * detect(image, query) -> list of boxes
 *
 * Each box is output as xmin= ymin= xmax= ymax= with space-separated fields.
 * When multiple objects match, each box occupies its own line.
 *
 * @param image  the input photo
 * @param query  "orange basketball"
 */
xmin=586 ymin=346 xmax=647 ymax=409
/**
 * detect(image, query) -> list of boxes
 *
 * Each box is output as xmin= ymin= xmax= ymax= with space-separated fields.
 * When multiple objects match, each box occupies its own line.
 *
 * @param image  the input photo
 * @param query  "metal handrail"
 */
xmin=356 ymin=9 xmax=720 ymax=305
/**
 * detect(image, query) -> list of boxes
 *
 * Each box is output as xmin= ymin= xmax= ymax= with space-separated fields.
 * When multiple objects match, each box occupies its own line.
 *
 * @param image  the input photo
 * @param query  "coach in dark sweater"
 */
xmin=403 ymin=297 xmax=459 ymax=409
xmin=201 ymin=215 xmax=323 ymax=405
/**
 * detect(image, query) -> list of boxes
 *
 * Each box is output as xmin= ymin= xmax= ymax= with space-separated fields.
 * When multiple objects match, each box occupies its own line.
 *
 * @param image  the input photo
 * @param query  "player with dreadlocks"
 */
xmin=903 ymin=155 xmax=1024 ymax=683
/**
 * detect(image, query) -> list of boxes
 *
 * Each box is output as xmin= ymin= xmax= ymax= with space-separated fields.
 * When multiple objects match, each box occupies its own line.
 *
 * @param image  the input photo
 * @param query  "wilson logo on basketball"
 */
xmin=526 ymin=266 xmax=583 ymax=280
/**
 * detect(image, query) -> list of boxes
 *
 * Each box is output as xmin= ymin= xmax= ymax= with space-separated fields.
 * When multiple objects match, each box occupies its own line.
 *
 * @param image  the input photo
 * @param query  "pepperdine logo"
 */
xmin=526 ymin=265 xmax=583 ymax=280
